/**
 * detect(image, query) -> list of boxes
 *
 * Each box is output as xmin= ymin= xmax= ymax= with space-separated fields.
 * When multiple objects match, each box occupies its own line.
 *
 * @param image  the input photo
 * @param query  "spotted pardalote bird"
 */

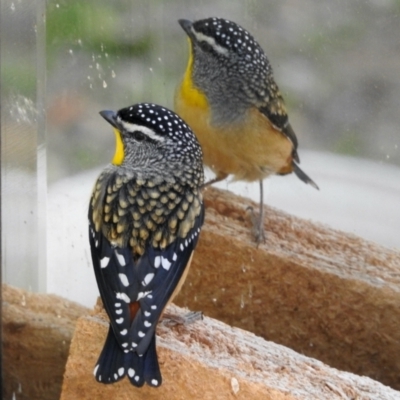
xmin=175 ymin=17 xmax=318 ymax=243
xmin=88 ymin=103 xmax=204 ymax=387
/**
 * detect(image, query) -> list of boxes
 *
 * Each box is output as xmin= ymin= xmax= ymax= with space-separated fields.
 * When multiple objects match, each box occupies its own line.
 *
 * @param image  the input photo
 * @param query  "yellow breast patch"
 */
xmin=178 ymin=39 xmax=209 ymax=110
xmin=112 ymin=128 xmax=124 ymax=166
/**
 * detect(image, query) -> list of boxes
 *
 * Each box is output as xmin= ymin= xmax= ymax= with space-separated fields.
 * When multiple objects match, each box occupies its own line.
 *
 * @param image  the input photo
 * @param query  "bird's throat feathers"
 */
xmin=180 ymin=39 xmax=209 ymax=110
xmin=112 ymin=128 xmax=125 ymax=166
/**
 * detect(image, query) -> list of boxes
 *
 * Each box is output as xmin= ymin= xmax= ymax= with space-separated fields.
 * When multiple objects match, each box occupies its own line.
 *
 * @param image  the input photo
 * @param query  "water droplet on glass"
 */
xmin=103 ymin=80 xmax=107 ymax=88
xmin=9 ymin=95 xmax=38 ymax=124
xmin=96 ymin=63 xmax=100 ymax=70
xmin=149 ymin=67 xmax=153 ymax=72
xmin=56 ymin=3 xmax=60 ymax=8
xmin=69 ymin=49 xmax=73 ymax=55
xmin=158 ymin=57 xmax=162 ymax=62
xmin=10 ymin=2 xmax=15 ymax=12
xmin=77 ymin=39 xmax=82 ymax=46
xmin=240 ymin=295 xmax=245 ymax=308
xmin=111 ymin=70 xmax=116 ymax=78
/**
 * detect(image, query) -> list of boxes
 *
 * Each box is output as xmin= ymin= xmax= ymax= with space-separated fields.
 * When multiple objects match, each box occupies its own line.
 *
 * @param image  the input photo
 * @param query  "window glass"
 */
xmin=2 ymin=0 xmax=399 ymax=304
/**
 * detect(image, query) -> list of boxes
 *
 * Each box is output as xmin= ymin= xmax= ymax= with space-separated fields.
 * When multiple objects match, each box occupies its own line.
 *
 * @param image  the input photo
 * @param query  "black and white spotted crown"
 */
xmin=192 ymin=17 xmax=269 ymax=68
xmin=117 ymin=103 xmax=202 ymax=158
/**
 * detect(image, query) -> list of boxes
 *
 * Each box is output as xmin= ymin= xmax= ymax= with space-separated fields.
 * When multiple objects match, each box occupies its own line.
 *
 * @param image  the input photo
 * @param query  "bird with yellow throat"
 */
xmin=175 ymin=17 xmax=318 ymax=243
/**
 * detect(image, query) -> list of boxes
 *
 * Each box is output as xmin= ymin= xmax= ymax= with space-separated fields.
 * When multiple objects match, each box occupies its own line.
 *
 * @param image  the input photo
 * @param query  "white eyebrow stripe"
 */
xmin=118 ymin=120 xmax=165 ymax=142
xmin=192 ymin=30 xmax=229 ymax=55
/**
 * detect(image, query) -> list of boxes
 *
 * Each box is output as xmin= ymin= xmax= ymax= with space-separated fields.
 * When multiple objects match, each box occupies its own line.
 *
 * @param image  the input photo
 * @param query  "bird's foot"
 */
xmin=161 ymin=310 xmax=203 ymax=327
xmin=246 ymin=206 xmax=266 ymax=246
xmin=200 ymin=173 xmax=229 ymax=189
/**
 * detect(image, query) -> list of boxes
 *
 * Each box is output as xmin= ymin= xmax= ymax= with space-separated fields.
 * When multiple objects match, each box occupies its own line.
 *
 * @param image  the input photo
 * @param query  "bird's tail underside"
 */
xmin=292 ymin=162 xmax=319 ymax=190
xmin=93 ymin=325 xmax=162 ymax=388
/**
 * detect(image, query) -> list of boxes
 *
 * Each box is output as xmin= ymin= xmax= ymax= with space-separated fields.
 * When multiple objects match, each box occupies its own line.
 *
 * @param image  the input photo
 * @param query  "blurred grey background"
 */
xmin=3 ymin=0 xmax=400 ymax=180
xmin=44 ymin=0 xmax=400 ymax=178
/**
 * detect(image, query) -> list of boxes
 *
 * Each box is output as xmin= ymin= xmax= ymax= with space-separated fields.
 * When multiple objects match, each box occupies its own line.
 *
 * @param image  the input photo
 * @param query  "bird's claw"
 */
xmin=161 ymin=310 xmax=203 ymax=327
xmin=246 ymin=206 xmax=266 ymax=246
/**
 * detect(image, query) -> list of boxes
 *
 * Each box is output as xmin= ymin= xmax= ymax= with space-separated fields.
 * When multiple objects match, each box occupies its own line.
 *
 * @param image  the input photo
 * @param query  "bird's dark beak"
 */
xmin=99 ymin=110 xmax=118 ymax=129
xmin=178 ymin=19 xmax=194 ymax=39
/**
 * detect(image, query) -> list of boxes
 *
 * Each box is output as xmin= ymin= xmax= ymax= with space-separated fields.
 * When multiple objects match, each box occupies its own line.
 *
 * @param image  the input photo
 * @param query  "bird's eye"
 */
xmin=199 ymin=40 xmax=213 ymax=52
xmin=132 ymin=130 xmax=146 ymax=141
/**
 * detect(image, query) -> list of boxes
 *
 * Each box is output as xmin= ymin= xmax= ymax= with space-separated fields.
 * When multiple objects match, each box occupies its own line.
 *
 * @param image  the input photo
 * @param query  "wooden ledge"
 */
xmin=61 ymin=303 xmax=399 ymax=399
xmin=175 ymin=187 xmax=400 ymax=389
xmin=3 ymin=284 xmax=89 ymax=400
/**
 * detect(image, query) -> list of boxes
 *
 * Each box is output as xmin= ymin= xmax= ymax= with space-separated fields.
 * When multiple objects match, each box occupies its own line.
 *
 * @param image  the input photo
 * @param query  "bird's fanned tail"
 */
xmin=292 ymin=162 xmax=319 ymax=190
xmin=94 ymin=325 xmax=161 ymax=387
xmin=141 ymin=334 xmax=162 ymax=387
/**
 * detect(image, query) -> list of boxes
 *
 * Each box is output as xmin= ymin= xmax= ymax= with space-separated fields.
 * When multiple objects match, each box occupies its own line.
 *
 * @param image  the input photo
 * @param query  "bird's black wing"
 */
xmin=89 ymin=200 xmax=204 ymax=356
xmin=258 ymin=103 xmax=300 ymax=163
xmin=256 ymin=71 xmax=300 ymax=162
